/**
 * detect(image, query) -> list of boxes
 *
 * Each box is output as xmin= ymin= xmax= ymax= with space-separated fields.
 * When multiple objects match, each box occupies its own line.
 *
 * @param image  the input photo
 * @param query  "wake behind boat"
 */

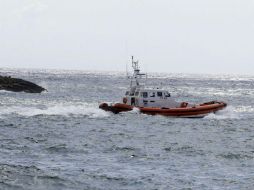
xmin=99 ymin=57 xmax=227 ymax=118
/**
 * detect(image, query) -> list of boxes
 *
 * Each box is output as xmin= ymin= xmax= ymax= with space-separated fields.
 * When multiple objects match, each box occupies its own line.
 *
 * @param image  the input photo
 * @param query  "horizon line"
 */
xmin=0 ymin=66 xmax=254 ymax=77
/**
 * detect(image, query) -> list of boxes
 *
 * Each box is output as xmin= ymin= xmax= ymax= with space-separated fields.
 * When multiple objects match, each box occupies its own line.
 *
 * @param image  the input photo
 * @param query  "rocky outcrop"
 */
xmin=0 ymin=76 xmax=46 ymax=93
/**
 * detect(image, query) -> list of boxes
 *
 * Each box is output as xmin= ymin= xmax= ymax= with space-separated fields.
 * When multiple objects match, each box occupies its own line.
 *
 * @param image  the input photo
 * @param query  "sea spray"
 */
xmin=0 ymin=103 xmax=110 ymax=118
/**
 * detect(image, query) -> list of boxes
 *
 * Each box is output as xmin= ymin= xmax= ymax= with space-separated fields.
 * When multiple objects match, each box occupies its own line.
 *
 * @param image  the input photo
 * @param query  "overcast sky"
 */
xmin=0 ymin=0 xmax=254 ymax=74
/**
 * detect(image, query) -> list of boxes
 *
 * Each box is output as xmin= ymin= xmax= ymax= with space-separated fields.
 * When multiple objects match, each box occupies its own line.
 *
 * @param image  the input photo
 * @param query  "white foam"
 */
xmin=128 ymin=107 xmax=140 ymax=114
xmin=119 ymin=107 xmax=140 ymax=116
xmin=0 ymin=103 xmax=110 ymax=118
xmin=204 ymin=105 xmax=254 ymax=120
xmin=234 ymin=106 xmax=254 ymax=113
xmin=205 ymin=111 xmax=238 ymax=120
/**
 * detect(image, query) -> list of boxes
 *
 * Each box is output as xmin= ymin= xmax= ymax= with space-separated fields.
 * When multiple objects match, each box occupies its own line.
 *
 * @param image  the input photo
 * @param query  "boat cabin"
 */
xmin=122 ymin=56 xmax=182 ymax=108
xmin=124 ymin=88 xmax=180 ymax=108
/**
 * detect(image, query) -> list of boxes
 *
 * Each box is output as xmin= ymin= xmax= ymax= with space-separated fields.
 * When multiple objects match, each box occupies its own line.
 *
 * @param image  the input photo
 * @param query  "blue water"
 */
xmin=0 ymin=68 xmax=253 ymax=190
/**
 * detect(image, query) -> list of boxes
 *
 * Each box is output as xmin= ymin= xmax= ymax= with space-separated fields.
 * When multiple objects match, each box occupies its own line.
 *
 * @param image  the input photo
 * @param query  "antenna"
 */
xmin=132 ymin=56 xmax=140 ymax=72
xmin=126 ymin=62 xmax=130 ymax=79
xmin=132 ymin=56 xmax=134 ymax=69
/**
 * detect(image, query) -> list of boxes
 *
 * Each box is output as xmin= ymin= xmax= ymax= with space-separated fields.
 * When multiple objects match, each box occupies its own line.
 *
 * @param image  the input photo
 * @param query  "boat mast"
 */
xmin=130 ymin=56 xmax=146 ymax=89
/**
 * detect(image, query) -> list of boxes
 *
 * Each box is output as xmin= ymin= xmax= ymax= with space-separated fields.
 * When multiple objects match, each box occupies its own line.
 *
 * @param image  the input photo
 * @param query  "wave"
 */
xmin=0 ymin=103 xmax=110 ymax=118
xmin=178 ymin=86 xmax=254 ymax=98
xmin=205 ymin=105 xmax=254 ymax=120
xmin=217 ymin=152 xmax=253 ymax=160
xmin=234 ymin=105 xmax=254 ymax=113
xmin=127 ymin=107 xmax=140 ymax=114
xmin=1 ymin=102 xmax=253 ymax=120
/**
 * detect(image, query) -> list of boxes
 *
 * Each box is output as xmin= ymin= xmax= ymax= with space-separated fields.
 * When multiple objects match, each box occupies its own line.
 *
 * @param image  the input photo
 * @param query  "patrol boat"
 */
xmin=99 ymin=57 xmax=227 ymax=118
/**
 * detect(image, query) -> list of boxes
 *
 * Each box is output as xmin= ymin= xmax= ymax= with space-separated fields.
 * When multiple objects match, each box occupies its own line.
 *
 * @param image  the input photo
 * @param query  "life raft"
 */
xmin=99 ymin=101 xmax=227 ymax=118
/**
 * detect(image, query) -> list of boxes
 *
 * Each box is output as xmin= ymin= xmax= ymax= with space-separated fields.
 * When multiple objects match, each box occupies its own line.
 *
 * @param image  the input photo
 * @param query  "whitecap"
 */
xmin=204 ymin=106 xmax=240 ymax=120
xmin=128 ymin=107 xmax=140 ymax=114
xmin=234 ymin=105 xmax=254 ymax=113
xmin=0 ymin=103 xmax=110 ymax=118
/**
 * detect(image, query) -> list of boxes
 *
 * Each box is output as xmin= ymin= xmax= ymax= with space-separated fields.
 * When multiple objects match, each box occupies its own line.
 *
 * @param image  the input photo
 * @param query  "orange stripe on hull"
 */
xmin=99 ymin=101 xmax=227 ymax=118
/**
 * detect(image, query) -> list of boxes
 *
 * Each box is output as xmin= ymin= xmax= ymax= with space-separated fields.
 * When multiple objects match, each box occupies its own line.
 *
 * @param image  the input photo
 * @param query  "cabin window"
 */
xmin=165 ymin=92 xmax=171 ymax=97
xmin=150 ymin=92 xmax=155 ymax=97
xmin=135 ymin=92 xmax=139 ymax=96
xmin=157 ymin=92 xmax=163 ymax=97
xmin=142 ymin=92 xmax=148 ymax=98
xmin=125 ymin=91 xmax=129 ymax=96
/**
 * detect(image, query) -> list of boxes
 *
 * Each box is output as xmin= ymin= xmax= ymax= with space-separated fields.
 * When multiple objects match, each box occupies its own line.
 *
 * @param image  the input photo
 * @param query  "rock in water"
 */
xmin=0 ymin=76 xmax=46 ymax=93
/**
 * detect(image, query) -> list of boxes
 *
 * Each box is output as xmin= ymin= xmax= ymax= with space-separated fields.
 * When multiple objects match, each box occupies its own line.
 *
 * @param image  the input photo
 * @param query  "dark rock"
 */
xmin=0 ymin=75 xmax=46 ymax=93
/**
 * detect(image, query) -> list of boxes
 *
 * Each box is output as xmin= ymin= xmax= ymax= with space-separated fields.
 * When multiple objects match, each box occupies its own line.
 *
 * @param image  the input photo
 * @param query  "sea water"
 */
xmin=0 ymin=68 xmax=253 ymax=190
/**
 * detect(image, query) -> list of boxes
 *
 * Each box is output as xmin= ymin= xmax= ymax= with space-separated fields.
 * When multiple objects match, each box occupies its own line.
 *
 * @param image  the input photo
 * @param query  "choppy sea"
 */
xmin=0 ymin=68 xmax=253 ymax=190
